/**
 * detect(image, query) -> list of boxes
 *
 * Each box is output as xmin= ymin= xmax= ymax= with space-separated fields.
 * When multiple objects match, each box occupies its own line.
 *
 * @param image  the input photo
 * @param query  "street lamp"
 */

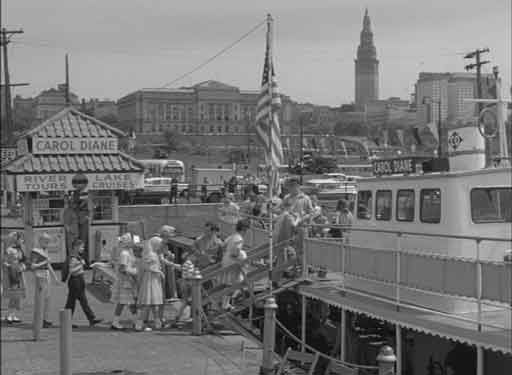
xmin=422 ymin=96 xmax=443 ymax=158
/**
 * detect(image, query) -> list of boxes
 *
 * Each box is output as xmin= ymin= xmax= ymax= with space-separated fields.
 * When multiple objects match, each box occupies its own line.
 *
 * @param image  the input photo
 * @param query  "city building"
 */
xmin=34 ymin=84 xmax=79 ymax=121
xmin=355 ymin=8 xmax=379 ymax=111
xmin=118 ymin=80 xmax=260 ymax=136
xmin=415 ymin=72 xmax=496 ymax=127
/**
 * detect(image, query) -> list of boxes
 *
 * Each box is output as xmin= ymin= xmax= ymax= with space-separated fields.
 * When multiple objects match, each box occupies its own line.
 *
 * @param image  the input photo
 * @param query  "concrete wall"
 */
xmin=118 ymin=203 xmax=222 ymax=238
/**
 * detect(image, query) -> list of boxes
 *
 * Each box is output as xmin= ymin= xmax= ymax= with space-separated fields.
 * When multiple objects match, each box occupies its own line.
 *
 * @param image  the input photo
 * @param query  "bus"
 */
xmin=138 ymin=159 xmax=186 ymax=182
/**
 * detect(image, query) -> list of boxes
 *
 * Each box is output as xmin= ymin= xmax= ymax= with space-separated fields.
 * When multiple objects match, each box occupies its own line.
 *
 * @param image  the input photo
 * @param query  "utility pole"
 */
xmin=1 ymin=27 xmax=25 ymax=144
xmin=299 ymin=110 xmax=312 ymax=184
xmin=464 ymin=48 xmax=490 ymax=113
xmin=245 ymin=113 xmax=251 ymax=165
xmin=65 ymin=54 xmax=70 ymax=106
xmin=465 ymin=48 xmax=490 ymax=164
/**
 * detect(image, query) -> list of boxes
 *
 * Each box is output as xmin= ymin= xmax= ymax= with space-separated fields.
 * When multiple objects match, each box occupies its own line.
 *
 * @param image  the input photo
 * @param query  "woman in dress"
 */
xmin=111 ymin=233 xmax=139 ymax=330
xmin=135 ymin=236 xmax=165 ymax=331
xmin=2 ymin=232 xmax=26 ymax=323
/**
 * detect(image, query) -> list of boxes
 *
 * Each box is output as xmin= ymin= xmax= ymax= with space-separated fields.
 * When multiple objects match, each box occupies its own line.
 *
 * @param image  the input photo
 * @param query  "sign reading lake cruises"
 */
xmin=16 ymin=172 xmax=144 ymax=192
xmin=372 ymin=158 xmax=417 ymax=176
xmin=32 ymin=137 xmax=118 ymax=154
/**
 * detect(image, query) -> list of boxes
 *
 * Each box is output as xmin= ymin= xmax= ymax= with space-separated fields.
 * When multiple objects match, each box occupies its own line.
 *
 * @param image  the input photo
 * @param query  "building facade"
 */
xmin=355 ymin=9 xmax=379 ymax=111
xmin=82 ymin=99 xmax=118 ymax=120
xmin=118 ymin=81 xmax=261 ymax=136
xmin=415 ymin=72 xmax=496 ymax=127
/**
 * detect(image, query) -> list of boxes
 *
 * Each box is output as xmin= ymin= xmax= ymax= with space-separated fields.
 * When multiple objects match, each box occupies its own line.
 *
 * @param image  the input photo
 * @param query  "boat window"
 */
xmin=471 ymin=188 xmax=512 ymax=223
xmin=357 ymin=191 xmax=372 ymax=220
xmin=397 ymin=190 xmax=415 ymax=222
xmin=420 ymin=189 xmax=441 ymax=223
xmin=375 ymin=190 xmax=392 ymax=221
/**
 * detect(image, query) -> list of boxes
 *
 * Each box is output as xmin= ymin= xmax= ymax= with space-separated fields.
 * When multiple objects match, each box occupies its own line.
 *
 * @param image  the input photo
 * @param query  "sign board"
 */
xmin=33 ymin=226 xmax=66 ymax=263
xmin=16 ymin=139 xmax=28 ymax=156
xmin=32 ymin=137 xmax=118 ymax=154
xmin=1 ymin=147 xmax=17 ymax=166
xmin=372 ymin=158 xmax=417 ymax=176
xmin=16 ymin=172 xmax=144 ymax=192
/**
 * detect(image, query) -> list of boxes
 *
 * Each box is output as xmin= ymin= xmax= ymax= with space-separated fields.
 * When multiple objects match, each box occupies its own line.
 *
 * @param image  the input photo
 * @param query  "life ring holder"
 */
xmin=478 ymin=107 xmax=498 ymax=139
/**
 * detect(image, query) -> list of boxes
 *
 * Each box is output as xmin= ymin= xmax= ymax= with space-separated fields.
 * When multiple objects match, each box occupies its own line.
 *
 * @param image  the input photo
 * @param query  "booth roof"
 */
xmin=4 ymin=152 xmax=144 ymax=174
xmin=21 ymin=107 xmax=126 ymax=138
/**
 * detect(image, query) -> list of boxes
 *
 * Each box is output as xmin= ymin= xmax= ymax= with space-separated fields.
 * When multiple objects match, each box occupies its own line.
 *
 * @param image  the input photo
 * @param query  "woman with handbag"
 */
xmin=2 ymin=232 xmax=27 ymax=323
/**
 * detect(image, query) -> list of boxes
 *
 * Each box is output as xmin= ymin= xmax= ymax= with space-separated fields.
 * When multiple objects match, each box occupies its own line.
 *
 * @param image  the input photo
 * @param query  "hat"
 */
xmin=159 ymin=225 xmax=176 ymax=237
xmin=118 ymin=233 xmax=133 ymax=246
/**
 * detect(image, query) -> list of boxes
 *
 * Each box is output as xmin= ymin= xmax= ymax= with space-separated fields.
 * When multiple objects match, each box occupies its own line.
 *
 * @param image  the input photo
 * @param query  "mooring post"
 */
xmin=260 ymin=296 xmax=277 ymax=374
xmin=191 ymin=269 xmax=203 ymax=335
xmin=59 ymin=309 xmax=72 ymax=375
xmin=32 ymin=276 xmax=44 ymax=341
xmin=377 ymin=345 xmax=397 ymax=375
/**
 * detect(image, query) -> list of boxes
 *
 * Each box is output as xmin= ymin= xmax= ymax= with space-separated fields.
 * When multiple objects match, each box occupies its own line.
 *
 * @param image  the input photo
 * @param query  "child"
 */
xmin=135 ymin=237 xmax=165 ymax=331
xmin=111 ymin=233 xmax=139 ymax=330
xmin=2 ymin=232 xmax=26 ymax=323
xmin=64 ymin=239 xmax=102 ymax=327
xmin=30 ymin=233 xmax=55 ymax=328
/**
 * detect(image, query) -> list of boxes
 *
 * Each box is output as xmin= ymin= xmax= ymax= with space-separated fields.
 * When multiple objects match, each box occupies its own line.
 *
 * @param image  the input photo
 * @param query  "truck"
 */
xmin=190 ymin=167 xmax=236 ymax=203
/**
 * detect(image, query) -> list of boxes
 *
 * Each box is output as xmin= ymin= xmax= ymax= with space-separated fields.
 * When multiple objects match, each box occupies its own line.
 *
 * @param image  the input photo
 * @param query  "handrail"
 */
xmin=306 ymin=222 xmax=512 ymax=243
xmin=274 ymin=319 xmax=379 ymax=371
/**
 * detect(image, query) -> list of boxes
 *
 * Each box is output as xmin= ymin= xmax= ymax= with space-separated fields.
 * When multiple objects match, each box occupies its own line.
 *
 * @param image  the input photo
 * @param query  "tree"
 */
xmin=163 ymin=129 xmax=180 ymax=152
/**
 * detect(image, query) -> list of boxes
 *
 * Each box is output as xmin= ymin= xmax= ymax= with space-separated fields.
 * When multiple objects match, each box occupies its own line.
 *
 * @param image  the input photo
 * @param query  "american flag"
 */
xmin=254 ymin=33 xmax=284 ymax=170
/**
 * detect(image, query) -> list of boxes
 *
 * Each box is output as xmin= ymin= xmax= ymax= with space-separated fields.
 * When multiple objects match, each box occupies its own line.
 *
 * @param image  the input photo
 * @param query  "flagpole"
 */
xmin=266 ymin=13 xmax=274 ymax=295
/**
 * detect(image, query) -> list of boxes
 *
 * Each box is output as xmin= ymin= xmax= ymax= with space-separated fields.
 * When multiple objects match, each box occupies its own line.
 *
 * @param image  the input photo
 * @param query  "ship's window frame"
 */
xmin=470 ymin=187 xmax=512 ymax=223
xmin=420 ymin=188 xmax=441 ymax=224
xmin=375 ymin=190 xmax=392 ymax=221
xmin=396 ymin=189 xmax=415 ymax=222
xmin=357 ymin=190 xmax=373 ymax=220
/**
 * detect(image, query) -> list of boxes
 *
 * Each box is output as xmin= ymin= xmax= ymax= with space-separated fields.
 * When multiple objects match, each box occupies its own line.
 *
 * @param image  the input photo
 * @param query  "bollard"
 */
xmin=260 ymin=296 xmax=278 ymax=375
xmin=191 ymin=269 xmax=203 ymax=336
xmin=59 ymin=309 xmax=72 ymax=375
xmin=32 ymin=277 xmax=44 ymax=341
xmin=377 ymin=345 xmax=397 ymax=375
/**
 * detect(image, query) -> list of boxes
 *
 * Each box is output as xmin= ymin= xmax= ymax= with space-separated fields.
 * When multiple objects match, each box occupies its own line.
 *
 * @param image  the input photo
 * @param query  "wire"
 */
xmin=159 ymin=18 xmax=266 ymax=88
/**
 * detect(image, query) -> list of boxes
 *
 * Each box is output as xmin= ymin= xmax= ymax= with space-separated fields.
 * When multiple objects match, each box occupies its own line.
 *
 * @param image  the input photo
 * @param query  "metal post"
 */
xmin=300 ymin=228 xmax=307 ymax=279
xmin=503 ymin=250 xmax=512 ymax=350
xmin=476 ymin=346 xmax=484 ymax=375
xmin=32 ymin=276 xmax=44 ymax=341
xmin=476 ymin=239 xmax=482 ymax=331
xmin=301 ymin=295 xmax=306 ymax=353
xmin=395 ymin=324 xmax=402 ymax=375
xmin=396 ymin=233 xmax=402 ymax=311
xmin=191 ymin=269 xmax=203 ymax=336
xmin=340 ymin=308 xmax=346 ymax=361
xmin=261 ymin=297 xmax=278 ymax=374
xmin=59 ymin=309 xmax=72 ymax=375
xmin=377 ymin=345 xmax=397 ymax=375
xmin=299 ymin=114 xmax=304 ymax=185
xmin=437 ymin=99 xmax=442 ymax=157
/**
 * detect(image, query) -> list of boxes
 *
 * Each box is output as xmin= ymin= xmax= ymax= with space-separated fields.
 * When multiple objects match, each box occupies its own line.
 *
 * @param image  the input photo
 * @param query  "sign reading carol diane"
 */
xmin=16 ymin=172 xmax=144 ymax=192
xmin=372 ymin=158 xmax=417 ymax=176
xmin=32 ymin=137 xmax=118 ymax=154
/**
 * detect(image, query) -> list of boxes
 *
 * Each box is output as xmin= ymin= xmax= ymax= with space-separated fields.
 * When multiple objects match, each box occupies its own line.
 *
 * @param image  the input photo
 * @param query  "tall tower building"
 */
xmin=355 ymin=9 xmax=379 ymax=111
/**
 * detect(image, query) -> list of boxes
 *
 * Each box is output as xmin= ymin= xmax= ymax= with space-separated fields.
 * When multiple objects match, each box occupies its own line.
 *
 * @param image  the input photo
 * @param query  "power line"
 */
xmin=160 ymin=18 xmax=266 ymax=88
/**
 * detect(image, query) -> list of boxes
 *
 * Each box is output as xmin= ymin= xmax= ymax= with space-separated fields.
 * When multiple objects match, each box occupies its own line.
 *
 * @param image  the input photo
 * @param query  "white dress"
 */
xmin=137 ymin=252 xmax=163 ymax=306
xmin=221 ymin=233 xmax=247 ymax=285
xmin=111 ymin=249 xmax=137 ymax=305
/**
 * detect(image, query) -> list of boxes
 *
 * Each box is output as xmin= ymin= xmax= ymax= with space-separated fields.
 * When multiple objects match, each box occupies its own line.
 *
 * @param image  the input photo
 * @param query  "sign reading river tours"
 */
xmin=16 ymin=172 xmax=144 ymax=192
xmin=32 ymin=136 xmax=118 ymax=154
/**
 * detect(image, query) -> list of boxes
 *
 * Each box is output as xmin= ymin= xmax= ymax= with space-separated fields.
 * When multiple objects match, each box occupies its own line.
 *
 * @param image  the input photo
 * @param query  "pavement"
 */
xmin=1 ymin=271 xmax=263 ymax=375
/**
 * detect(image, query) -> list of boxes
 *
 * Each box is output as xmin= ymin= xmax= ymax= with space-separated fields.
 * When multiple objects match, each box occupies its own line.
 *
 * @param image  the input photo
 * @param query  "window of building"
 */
xmin=396 ymin=190 xmax=415 ymax=222
xmin=224 ymin=104 xmax=230 ymax=121
xmin=92 ymin=193 xmax=113 ymax=221
xmin=420 ymin=189 xmax=441 ymax=223
xmin=471 ymin=188 xmax=512 ymax=223
xmin=173 ymin=106 xmax=179 ymax=121
xmin=225 ymin=125 xmax=230 ymax=133
xmin=209 ymin=104 xmax=214 ymax=120
xmin=357 ymin=191 xmax=372 ymax=220
xmin=375 ymin=190 xmax=392 ymax=221
xmin=181 ymin=125 xmax=187 ymax=133
xmin=166 ymin=104 xmax=172 ymax=121
xmin=209 ymin=125 xmax=214 ymax=133
xmin=187 ymin=106 xmax=193 ymax=121
xmin=217 ymin=125 xmax=222 ymax=133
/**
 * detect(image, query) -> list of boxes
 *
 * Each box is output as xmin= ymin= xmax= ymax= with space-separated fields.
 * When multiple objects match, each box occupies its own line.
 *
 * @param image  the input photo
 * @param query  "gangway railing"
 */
xmin=302 ymin=223 xmax=512 ymax=339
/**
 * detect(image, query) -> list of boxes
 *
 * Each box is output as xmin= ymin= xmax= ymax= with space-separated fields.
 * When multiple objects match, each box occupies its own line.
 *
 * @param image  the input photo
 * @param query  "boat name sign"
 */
xmin=373 ymin=158 xmax=416 ymax=176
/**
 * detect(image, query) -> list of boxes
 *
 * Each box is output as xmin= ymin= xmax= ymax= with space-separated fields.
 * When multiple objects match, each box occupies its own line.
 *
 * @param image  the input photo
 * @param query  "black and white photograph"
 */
xmin=1 ymin=0 xmax=511 ymax=374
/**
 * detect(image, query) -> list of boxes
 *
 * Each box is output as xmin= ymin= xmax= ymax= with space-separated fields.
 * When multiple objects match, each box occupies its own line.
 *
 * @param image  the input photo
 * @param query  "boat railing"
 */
xmin=300 ymin=223 xmax=512 ymax=335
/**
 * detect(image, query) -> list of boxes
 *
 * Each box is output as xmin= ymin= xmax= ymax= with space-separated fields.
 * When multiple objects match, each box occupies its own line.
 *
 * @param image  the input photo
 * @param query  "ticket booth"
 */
xmin=3 ymin=108 xmax=145 ymax=264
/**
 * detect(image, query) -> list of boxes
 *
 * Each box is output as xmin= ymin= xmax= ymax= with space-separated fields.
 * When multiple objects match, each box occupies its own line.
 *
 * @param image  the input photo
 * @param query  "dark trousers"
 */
xmin=65 ymin=275 xmax=95 ymax=322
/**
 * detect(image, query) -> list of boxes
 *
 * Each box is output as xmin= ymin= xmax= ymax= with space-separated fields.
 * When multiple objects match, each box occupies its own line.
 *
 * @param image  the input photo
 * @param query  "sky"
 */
xmin=3 ymin=0 xmax=511 ymax=106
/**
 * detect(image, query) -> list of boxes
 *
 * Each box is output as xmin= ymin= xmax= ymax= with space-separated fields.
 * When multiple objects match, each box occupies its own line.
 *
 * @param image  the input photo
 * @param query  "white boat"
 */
xmin=302 ymin=178 xmax=357 ymax=202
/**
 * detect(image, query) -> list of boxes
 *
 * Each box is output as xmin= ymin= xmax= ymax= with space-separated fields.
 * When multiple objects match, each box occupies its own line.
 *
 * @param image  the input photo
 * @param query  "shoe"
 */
xmin=154 ymin=320 xmax=162 ymax=330
xmin=72 ymin=324 xmax=79 ymax=329
xmin=6 ymin=316 xmax=13 ymax=324
xmin=89 ymin=319 xmax=103 ymax=327
xmin=144 ymin=327 xmax=152 ymax=332
xmin=12 ymin=317 xmax=22 ymax=323
xmin=43 ymin=320 xmax=53 ymax=328
xmin=110 ymin=322 xmax=124 ymax=330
